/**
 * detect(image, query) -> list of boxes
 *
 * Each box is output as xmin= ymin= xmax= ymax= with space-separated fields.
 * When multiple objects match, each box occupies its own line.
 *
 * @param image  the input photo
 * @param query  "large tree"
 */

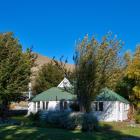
xmin=123 ymin=46 xmax=140 ymax=109
xmin=0 ymin=32 xmax=35 ymax=110
xmin=115 ymin=47 xmax=140 ymax=120
xmin=33 ymin=61 xmax=64 ymax=94
xmin=74 ymin=33 xmax=124 ymax=112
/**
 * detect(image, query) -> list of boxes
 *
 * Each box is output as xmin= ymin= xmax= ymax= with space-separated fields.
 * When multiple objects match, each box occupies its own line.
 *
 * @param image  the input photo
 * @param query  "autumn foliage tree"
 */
xmin=74 ymin=33 xmax=125 ymax=112
xmin=126 ymin=46 xmax=140 ymax=109
xmin=115 ymin=46 xmax=140 ymax=120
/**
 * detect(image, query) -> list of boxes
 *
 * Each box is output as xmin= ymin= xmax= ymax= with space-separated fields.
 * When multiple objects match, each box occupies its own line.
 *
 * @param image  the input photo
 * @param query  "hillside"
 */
xmin=31 ymin=54 xmax=74 ymax=79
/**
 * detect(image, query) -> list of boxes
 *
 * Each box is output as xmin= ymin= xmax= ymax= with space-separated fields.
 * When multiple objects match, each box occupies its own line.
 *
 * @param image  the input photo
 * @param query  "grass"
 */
xmin=0 ymin=116 xmax=140 ymax=140
xmin=100 ymin=122 xmax=140 ymax=137
xmin=10 ymin=115 xmax=31 ymax=125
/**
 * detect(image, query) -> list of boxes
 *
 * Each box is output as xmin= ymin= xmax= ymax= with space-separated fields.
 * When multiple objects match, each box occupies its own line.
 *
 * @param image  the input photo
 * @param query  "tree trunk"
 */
xmin=1 ymin=99 xmax=9 ymax=119
xmin=128 ymin=104 xmax=135 ymax=121
xmin=78 ymin=95 xmax=92 ymax=113
xmin=79 ymin=103 xmax=86 ymax=112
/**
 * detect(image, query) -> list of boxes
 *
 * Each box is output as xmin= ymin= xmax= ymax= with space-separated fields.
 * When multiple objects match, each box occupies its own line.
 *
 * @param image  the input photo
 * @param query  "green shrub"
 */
xmin=46 ymin=111 xmax=61 ymax=126
xmin=46 ymin=111 xmax=83 ymax=130
xmin=60 ymin=112 xmax=83 ymax=130
xmin=57 ymin=111 xmax=69 ymax=128
xmin=82 ymin=113 xmax=99 ymax=132
xmin=28 ymin=112 xmax=40 ymax=121
xmin=45 ymin=111 xmax=99 ymax=131
xmin=46 ymin=111 xmax=69 ymax=128
xmin=135 ymin=110 xmax=140 ymax=124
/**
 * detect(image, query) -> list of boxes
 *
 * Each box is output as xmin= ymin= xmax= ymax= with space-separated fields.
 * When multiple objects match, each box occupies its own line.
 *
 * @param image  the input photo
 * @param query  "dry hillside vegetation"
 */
xmin=31 ymin=54 xmax=74 ymax=81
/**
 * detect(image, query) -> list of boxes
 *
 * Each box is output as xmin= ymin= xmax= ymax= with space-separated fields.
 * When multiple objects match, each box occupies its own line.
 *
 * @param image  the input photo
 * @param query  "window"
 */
xmin=124 ymin=104 xmax=128 ymax=111
xmin=60 ymin=100 xmax=68 ymax=110
xmin=64 ymin=101 xmax=68 ymax=110
xmin=60 ymin=101 xmax=63 ymax=110
xmin=37 ymin=102 xmax=40 ymax=109
xmin=43 ymin=102 xmax=45 ymax=109
xmin=42 ymin=101 xmax=48 ymax=110
xmin=95 ymin=102 xmax=104 ymax=111
xmin=95 ymin=102 xmax=98 ymax=111
xmin=46 ymin=102 xmax=48 ymax=110
xmin=99 ymin=102 xmax=103 ymax=111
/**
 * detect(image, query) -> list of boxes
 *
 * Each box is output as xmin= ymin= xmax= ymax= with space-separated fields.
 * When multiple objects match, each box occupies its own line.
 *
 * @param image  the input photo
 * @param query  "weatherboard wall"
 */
xmin=92 ymin=101 xmax=129 ymax=122
xmin=28 ymin=101 xmax=72 ymax=113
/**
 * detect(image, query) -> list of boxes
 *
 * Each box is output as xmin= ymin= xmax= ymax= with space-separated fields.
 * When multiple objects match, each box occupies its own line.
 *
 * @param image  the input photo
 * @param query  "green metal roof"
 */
xmin=96 ymin=88 xmax=129 ymax=104
xmin=32 ymin=86 xmax=129 ymax=104
xmin=32 ymin=87 xmax=76 ymax=102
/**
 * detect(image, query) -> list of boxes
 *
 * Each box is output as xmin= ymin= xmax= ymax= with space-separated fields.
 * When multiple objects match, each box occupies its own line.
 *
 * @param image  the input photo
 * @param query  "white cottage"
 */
xmin=28 ymin=78 xmax=75 ymax=114
xmin=93 ymin=88 xmax=130 ymax=122
xmin=28 ymin=78 xmax=130 ymax=122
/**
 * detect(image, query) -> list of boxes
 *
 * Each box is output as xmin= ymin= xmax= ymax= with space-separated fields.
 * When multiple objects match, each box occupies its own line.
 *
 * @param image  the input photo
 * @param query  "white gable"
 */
xmin=57 ymin=78 xmax=72 ymax=88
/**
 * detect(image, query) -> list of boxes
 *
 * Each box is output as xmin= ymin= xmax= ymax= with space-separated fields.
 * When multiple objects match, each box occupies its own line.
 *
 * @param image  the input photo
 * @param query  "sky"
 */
xmin=0 ymin=0 xmax=140 ymax=63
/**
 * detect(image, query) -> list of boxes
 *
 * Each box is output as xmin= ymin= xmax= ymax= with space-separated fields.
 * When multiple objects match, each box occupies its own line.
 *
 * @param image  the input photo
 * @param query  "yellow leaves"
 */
xmin=126 ymin=46 xmax=140 ymax=80
xmin=137 ymin=102 xmax=140 ymax=108
xmin=127 ymin=70 xmax=140 ymax=81
xmin=132 ymin=86 xmax=140 ymax=99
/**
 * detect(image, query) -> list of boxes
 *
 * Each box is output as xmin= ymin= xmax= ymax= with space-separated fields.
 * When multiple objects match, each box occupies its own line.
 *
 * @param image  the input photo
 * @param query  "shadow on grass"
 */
xmin=100 ymin=123 xmax=140 ymax=140
xmin=0 ymin=124 xmax=140 ymax=140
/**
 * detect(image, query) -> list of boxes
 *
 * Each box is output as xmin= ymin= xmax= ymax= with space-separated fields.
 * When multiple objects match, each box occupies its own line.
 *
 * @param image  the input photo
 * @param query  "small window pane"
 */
xmin=43 ymin=102 xmax=45 ymax=109
xmin=99 ymin=102 xmax=103 ymax=111
xmin=37 ymin=102 xmax=40 ymax=109
xmin=95 ymin=102 xmax=98 ymax=111
xmin=60 ymin=101 xmax=63 ymax=110
xmin=64 ymin=101 xmax=68 ymax=110
xmin=46 ymin=102 xmax=48 ymax=110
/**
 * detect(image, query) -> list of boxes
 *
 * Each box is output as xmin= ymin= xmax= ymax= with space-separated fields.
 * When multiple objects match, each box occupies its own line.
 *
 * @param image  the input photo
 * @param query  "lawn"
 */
xmin=0 ymin=116 xmax=140 ymax=140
